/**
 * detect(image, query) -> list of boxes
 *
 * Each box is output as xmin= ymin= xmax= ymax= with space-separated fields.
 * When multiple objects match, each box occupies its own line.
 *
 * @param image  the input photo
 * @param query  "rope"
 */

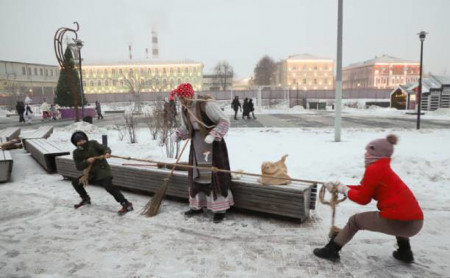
xmin=79 ymin=155 xmax=106 ymax=187
xmin=180 ymin=102 xmax=216 ymax=129
xmin=319 ymin=182 xmax=347 ymax=238
xmin=111 ymin=154 xmax=325 ymax=185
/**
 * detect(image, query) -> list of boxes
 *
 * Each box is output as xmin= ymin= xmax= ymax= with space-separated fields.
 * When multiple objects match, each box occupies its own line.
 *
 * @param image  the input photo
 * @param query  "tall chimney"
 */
xmin=152 ymin=29 xmax=159 ymax=59
xmin=129 ymin=45 xmax=132 ymax=60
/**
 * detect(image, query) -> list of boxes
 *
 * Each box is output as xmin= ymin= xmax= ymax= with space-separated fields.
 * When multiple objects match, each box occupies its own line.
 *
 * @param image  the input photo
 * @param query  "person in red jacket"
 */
xmin=314 ymin=134 xmax=424 ymax=263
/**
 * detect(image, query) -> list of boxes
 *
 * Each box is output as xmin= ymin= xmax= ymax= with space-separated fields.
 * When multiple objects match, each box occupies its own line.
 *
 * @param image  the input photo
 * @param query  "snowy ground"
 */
xmin=1 ymin=121 xmax=450 ymax=277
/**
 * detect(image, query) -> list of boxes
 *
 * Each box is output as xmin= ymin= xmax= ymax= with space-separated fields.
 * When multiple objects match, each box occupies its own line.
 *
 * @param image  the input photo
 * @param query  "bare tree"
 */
xmin=254 ymin=55 xmax=277 ymax=85
xmin=123 ymin=112 xmax=138 ymax=143
xmin=214 ymin=61 xmax=234 ymax=91
xmin=114 ymin=121 xmax=125 ymax=141
xmin=123 ymin=75 xmax=143 ymax=113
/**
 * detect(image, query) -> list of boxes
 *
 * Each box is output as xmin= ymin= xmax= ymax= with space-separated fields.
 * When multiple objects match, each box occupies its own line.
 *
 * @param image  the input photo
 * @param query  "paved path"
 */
xmin=230 ymin=112 xmax=450 ymax=129
xmin=2 ymin=111 xmax=449 ymax=131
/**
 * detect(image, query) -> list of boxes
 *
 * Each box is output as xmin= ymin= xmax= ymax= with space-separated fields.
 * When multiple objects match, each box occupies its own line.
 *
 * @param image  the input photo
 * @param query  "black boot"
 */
xmin=118 ymin=201 xmax=133 ymax=215
xmin=74 ymin=197 xmax=91 ymax=209
xmin=393 ymin=238 xmax=414 ymax=263
xmin=184 ymin=208 xmax=203 ymax=217
xmin=313 ymin=239 xmax=342 ymax=262
xmin=213 ymin=213 xmax=225 ymax=223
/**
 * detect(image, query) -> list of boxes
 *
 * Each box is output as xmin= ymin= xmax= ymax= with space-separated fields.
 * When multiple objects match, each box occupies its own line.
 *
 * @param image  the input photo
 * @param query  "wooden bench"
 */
xmin=0 ymin=150 xmax=13 ymax=182
xmin=21 ymin=126 xmax=54 ymax=151
xmin=0 ymin=127 xmax=21 ymax=142
xmin=55 ymin=155 xmax=317 ymax=222
xmin=25 ymin=139 xmax=70 ymax=173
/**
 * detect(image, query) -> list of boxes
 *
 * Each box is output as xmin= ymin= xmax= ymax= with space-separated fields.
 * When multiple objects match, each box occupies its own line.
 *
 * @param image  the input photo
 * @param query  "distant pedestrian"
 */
xmin=231 ymin=96 xmax=242 ymax=120
xmin=16 ymin=101 xmax=25 ymax=123
xmin=41 ymin=99 xmax=50 ymax=121
xmin=242 ymin=98 xmax=250 ymax=119
xmin=95 ymin=101 xmax=104 ymax=120
xmin=50 ymin=104 xmax=59 ymax=120
xmin=24 ymin=104 xmax=33 ymax=124
xmin=248 ymin=99 xmax=256 ymax=119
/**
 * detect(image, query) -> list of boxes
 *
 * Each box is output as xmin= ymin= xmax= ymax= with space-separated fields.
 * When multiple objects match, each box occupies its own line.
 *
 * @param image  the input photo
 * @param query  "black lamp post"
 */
xmin=69 ymin=39 xmax=85 ymax=119
xmin=417 ymin=31 xmax=427 ymax=130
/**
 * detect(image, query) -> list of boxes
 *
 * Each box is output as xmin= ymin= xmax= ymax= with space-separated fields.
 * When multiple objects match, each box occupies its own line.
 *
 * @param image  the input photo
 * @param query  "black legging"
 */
xmin=71 ymin=176 xmax=127 ymax=204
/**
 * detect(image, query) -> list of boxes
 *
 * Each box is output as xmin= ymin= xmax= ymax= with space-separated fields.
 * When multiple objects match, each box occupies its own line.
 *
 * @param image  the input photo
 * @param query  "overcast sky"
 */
xmin=1 ymin=0 xmax=449 ymax=78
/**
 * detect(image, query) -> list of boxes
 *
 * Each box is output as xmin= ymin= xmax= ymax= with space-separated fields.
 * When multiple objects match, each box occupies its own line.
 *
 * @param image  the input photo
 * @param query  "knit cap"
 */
xmin=365 ymin=134 xmax=398 ymax=167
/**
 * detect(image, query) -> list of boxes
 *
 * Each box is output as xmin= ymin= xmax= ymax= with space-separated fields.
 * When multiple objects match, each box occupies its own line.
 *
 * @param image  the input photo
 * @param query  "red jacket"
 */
xmin=347 ymin=158 xmax=423 ymax=221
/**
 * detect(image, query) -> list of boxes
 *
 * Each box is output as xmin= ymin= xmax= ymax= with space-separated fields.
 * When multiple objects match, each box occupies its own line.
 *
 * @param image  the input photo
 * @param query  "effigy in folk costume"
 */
xmin=171 ymin=83 xmax=233 ymax=223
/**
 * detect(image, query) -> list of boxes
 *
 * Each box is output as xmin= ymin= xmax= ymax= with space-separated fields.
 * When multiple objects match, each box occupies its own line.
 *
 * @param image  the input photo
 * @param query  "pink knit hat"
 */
xmin=365 ymin=134 xmax=398 ymax=167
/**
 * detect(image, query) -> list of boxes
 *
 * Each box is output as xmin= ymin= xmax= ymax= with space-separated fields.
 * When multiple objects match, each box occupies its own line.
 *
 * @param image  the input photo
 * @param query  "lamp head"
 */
xmin=418 ymin=31 xmax=427 ymax=42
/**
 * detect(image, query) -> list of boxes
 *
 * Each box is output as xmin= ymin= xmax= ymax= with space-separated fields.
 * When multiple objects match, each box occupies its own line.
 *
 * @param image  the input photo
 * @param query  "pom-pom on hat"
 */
xmin=168 ymin=83 xmax=195 ymax=100
xmin=366 ymin=134 xmax=398 ymax=158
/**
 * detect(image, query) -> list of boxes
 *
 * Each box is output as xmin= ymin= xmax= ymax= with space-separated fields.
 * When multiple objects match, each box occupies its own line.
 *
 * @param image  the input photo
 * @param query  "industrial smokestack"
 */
xmin=129 ymin=45 xmax=132 ymax=60
xmin=152 ymin=29 xmax=159 ymax=59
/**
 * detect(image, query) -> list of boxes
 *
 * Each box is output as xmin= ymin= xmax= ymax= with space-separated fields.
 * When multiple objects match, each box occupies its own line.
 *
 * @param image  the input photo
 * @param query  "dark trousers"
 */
xmin=72 ymin=176 xmax=126 ymax=204
xmin=334 ymin=211 xmax=423 ymax=247
xmin=233 ymin=109 xmax=238 ymax=119
xmin=97 ymin=113 xmax=104 ymax=120
xmin=19 ymin=114 xmax=25 ymax=123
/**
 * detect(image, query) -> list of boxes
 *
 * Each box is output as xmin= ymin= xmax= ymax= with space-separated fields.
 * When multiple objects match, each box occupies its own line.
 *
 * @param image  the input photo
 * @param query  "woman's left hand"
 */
xmin=204 ymin=135 xmax=215 ymax=144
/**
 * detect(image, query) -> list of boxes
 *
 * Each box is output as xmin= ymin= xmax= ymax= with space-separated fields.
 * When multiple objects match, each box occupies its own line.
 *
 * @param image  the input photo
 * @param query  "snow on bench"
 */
xmin=55 ymin=155 xmax=317 ymax=222
xmin=25 ymin=139 xmax=70 ymax=173
xmin=21 ymin=126 xmax=54 ymax=151
xmin=0 ymin=150 xmax=13 ymax=182
xmin=0 ymin=127 xmax=21 ymax=142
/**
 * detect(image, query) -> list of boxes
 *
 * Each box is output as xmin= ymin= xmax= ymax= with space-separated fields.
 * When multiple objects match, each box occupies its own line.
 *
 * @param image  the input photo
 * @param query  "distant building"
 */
xmin=390 ymin=75 xmax=450 ymax=111
xmin=202 ymin=73 xmax=233 ymax=91
xmin=82 ymin=60 xmax=204 ymax=94
xmin=0 ymin=60 xmax=59 ymax=96
xmin=343 ymin=55 xmax=420 ymax=89
xmin=275 ymin=54 xmax=334 ymax=90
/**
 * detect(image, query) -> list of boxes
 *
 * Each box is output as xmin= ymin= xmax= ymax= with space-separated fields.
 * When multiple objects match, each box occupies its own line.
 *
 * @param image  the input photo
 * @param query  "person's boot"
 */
xmin=213 ymin=213 xmax=225 ymax=223
xmin=118 ymin=201 xmax=133 ymax=215
xmin=74 ymin=197 xmax=91 ymax=209
xmin=313 ymin=239 xmax=342 ymax=262
xmin=393 ymin=238 xmax=414 ymax=263
xmin=184 ymin=208 xmax=203 ymax=217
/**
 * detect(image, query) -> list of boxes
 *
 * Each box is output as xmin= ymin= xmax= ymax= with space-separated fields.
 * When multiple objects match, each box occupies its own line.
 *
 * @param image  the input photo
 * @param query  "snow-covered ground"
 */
xmin=1 ymin=120 xmax=450 ymax=277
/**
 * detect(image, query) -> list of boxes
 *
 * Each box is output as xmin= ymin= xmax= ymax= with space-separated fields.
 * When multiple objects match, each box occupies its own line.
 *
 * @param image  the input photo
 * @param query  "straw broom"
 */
xmin=141 ymin=139 xmax=190 ymax=217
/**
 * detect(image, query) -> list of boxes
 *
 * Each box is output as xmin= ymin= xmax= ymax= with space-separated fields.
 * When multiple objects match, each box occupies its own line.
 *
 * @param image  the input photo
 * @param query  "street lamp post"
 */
xmin=69 ymin=39 xmax=85 ymax=119
xmin=416 ymin=31 xmax=427 ymax=130
xmin=334 ymin=0 xmax=343 ymax=142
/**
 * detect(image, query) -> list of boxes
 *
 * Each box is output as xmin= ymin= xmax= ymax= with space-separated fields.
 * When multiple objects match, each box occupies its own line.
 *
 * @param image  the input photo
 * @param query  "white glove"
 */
xmin=324 ymin=182 xmax=335 ymax=193
xmin=170 ymin=132 xmax=179 ymax=142
xmin=337 ymin=184 xmax=350 ymax=196
xmin=324 ymin=181 xmax=349 ymax=195
xmin=204 ymin=134 xmax=215 ymax=144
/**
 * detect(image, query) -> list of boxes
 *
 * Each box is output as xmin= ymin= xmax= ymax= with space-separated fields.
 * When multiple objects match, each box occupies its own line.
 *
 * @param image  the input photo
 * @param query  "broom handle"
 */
xmin=112 ymin=154 xmax=325 ymax=185
xmin=170 ymin=139 xmax=190 ymax=176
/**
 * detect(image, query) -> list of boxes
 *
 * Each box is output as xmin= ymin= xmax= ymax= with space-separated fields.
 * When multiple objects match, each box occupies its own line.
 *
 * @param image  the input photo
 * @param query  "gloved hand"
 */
xmin=337 ymin=184 xmax=350 ymax=196
xmin=170 ymin=132 xmax=179 ymax=142
xmin=324 ymin=181 xmax=349 ymax=195
xmin=204 ymin=134 xmax=215 ymax=144
xmin=324 ymin=182 xmax=335 ymax=193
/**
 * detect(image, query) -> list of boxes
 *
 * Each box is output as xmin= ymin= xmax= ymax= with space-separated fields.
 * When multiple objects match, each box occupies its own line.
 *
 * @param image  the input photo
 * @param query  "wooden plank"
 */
xmin=0 ymin=150 xmax=13 ymax=182
xmin=0 ymin=127 xmax=21 ymax=141
xmin=26 ymin=139 xmax=70 ymax=173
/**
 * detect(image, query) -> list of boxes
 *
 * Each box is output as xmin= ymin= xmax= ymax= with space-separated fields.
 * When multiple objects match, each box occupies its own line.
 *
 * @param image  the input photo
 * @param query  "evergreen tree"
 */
xmin=254 ymin=55 xmax=277 ymax=85
xmin=55 ymin=47 xmax=86 ymax=107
